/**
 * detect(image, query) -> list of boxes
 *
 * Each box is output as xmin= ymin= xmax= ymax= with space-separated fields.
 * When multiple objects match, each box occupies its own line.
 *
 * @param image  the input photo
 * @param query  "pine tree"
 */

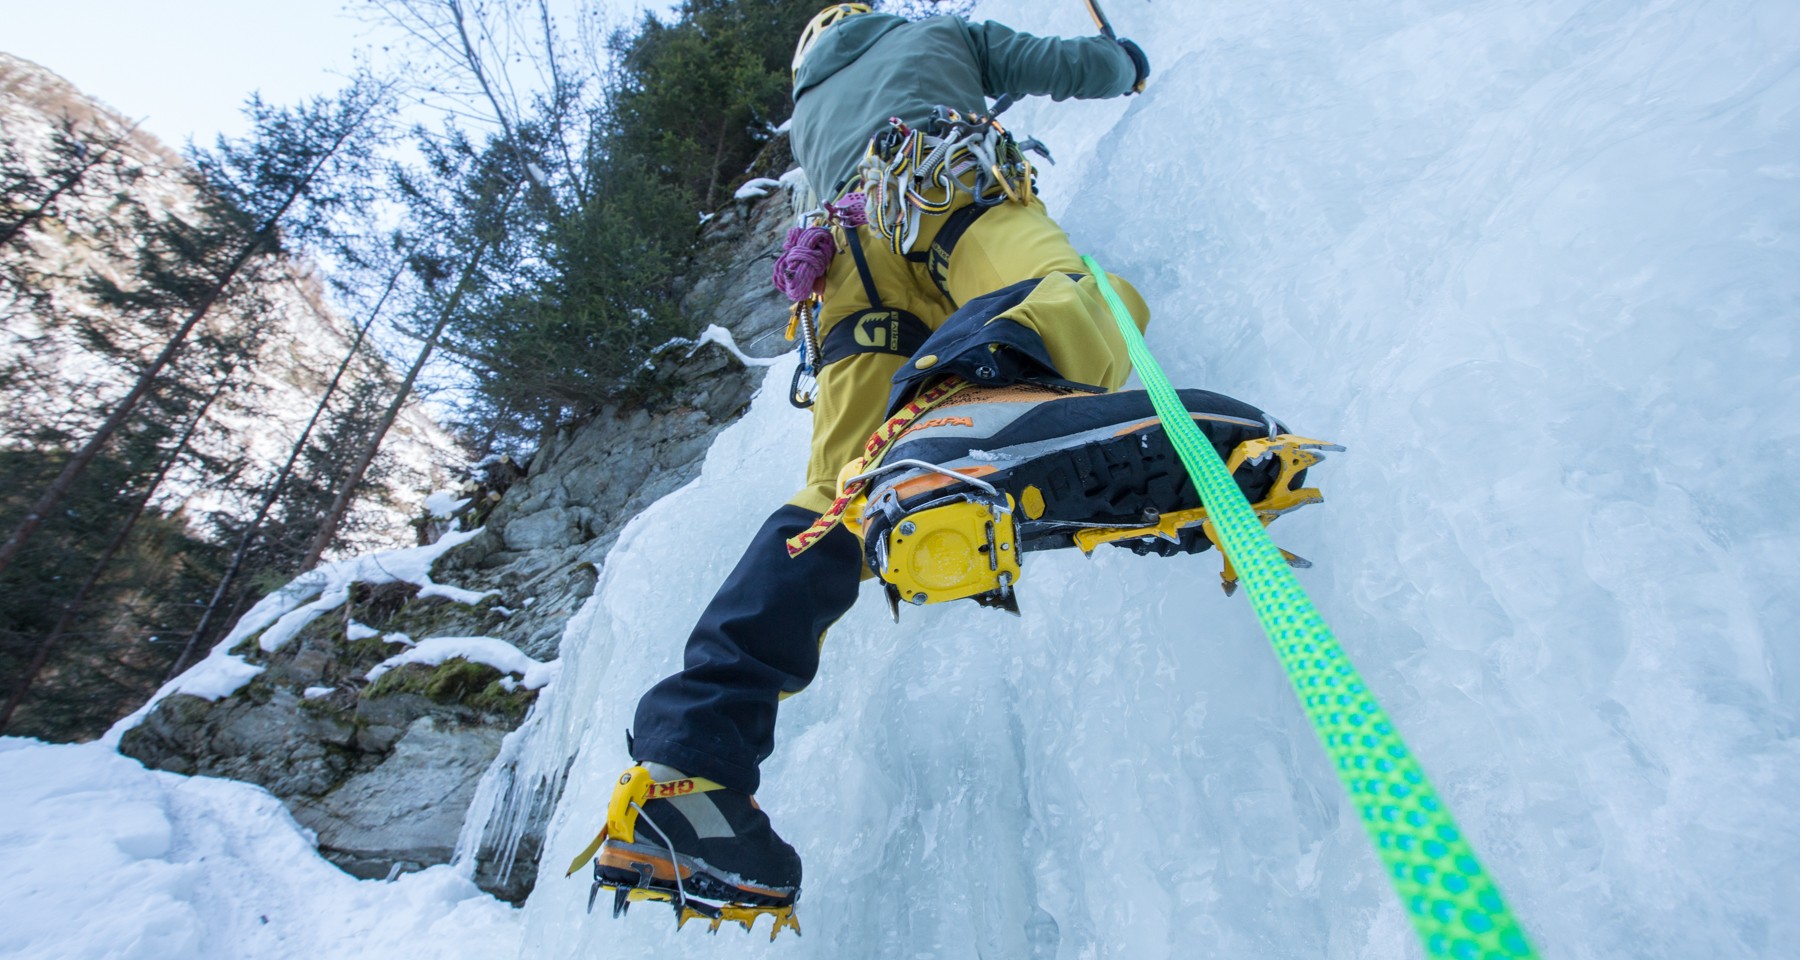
xmin=0 ymin=77 xmax=394 ymax=581
xmin=300 ymin=134 xmax=522 ymax=567
xmin=0 ymin=374 xmax=229 ymax=734
xmin=0 ymin=116 xmax=142 ymax=250
xmin=166 ymin=261 xmax=403 ymax=676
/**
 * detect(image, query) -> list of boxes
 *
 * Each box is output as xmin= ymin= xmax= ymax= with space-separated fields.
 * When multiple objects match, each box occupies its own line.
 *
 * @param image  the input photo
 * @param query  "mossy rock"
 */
xmin=363 ymin=657 xmax=535 ymax=719
xmin=380 ymin=595 xmax=490 ymax=644
xmin=239 ymin=674 xmax=276 ymax=706
xmin=466 ymin=678 xmax=536 ymax=720
xmin=353 ymin=581 xmax=419 ymax=622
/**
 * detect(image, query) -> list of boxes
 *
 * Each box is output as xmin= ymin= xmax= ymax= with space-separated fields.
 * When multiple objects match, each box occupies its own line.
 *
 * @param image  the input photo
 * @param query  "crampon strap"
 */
xmin=564 ymin=766 xmax=729 ymax=877
xmin=1082 ymin=255 xmax=1540 ymax=960
xmin=786 ymin=376 xmax=972 ymax=557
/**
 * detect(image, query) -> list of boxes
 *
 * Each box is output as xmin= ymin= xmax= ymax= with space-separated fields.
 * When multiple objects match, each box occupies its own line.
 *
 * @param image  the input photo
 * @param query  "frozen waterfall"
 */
xmin=497 ymin=1 xmax=1799 ymax=957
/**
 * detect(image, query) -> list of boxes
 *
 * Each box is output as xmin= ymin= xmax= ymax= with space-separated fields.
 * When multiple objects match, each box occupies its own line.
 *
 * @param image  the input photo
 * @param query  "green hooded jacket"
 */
xmin=790 ymin=13 xmax=1136 ymax=197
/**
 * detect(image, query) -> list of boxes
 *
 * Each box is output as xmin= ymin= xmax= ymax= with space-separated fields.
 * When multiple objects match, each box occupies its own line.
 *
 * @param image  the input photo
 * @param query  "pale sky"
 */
xmin=2 ymin=0 xmax=677 ymax=150
xmin=5 ymin=1 xmax=385 ymax=148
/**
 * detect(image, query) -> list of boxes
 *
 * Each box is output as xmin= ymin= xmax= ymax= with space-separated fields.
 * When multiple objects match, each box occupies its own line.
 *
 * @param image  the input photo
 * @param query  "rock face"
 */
xmin=119 ymin=580 xmax=539 ymax=897
xmin=435 ymin=145 xmax=804 ymax=656
xmin=120 ymin=149 xmax=804 ymax=901
xmin=292 ymin=716 xmax=509 ymax=878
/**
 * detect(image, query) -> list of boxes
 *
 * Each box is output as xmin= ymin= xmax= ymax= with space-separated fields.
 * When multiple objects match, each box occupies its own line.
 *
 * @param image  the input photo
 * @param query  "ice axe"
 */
xmin=992 ymin=0 xmax=1141 ymax=116
xmin=1084 ymin=0 xmax=1147 ymax=93
xmin=1084 ymin=0 xmax=1119 ymax=39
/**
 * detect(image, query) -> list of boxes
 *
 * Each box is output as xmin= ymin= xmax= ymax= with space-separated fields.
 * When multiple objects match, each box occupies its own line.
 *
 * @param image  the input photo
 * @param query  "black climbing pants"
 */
xmin=630 ymin=504 xmax=863 ymax=794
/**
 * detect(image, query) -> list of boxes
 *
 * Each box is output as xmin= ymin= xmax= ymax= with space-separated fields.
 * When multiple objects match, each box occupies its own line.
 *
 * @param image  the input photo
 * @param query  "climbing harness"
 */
xmin=1081 ymin=255 xmax=1539 ymax=959
xmin=818 ymin=228 xmax=933 ymax=363
xmin=773 ymin=105 xmax=1049 ymax=408
xmin=777 ymin=195 xmax=935 ymax=409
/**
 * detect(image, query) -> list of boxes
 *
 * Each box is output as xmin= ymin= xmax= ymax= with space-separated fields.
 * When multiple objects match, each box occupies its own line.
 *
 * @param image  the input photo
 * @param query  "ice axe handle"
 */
xmin=1084 ymin=0 xmax=1145 ymax=94
xmin=1084 ymin=0 xmax=1118 ymax=40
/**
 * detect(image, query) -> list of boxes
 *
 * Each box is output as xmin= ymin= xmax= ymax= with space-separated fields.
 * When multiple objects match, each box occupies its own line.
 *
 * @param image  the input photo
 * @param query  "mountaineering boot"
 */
xmin=585 ymin=762 xmax=802 ymax=935
xmin=844 ymin=383 xmax=1338 ymax=609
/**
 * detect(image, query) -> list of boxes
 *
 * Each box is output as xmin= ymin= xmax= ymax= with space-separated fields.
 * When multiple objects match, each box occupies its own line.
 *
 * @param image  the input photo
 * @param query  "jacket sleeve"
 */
xmin=960 ymin=19 xmax=1137 ymax=101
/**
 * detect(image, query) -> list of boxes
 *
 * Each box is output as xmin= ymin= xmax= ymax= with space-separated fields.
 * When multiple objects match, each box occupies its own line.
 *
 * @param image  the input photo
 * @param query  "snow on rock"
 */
xmin=303 ymin=687 xmax=335 ymax=700
xmin=367 ymin=636 xmax=559 ymax=691
xmin=733 ymin=177 xmax=783 ymax=200
xmin=166 ymin=651 xmax=264 ymax=702
xmin=252 ymin=528 xmax=496 ymax=654
xmin=416 ymin=581 xmax=502 ymax=606
xmin=346 ymin=621 xmax=380 ymax=641
xmin=384 ymin=631 xmax=417 ymax=647
xmin=0 ymin=739 xmax=519 ymax=960
xmin=104 ymin=528 xmax=494 ymax=746
xmin=425 ymin=490 xmax=473 ymax=519
xmin=691 ymin=323 xmax=780 ymax=367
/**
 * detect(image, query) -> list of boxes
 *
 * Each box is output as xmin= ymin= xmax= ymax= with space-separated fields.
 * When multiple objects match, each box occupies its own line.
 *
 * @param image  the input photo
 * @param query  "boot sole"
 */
xmin=598 ymin=840 xmax=797 ymax=907
xmin=877 ymin=391 xmax=1294 ymax=555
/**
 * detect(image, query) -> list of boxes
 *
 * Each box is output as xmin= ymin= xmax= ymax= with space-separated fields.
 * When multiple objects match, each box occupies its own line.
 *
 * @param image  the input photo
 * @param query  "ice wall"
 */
xmin=514 ymin=1 xmax=1800 ymax=957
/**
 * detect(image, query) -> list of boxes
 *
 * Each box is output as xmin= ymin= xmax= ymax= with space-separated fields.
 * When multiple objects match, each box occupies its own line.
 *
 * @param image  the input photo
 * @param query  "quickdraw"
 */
xmin=785 ymin=295 xmax=823 ymax=408
xmin=856 ymin=108 xmax=1037 ymax=255
xmin=777 ymin=195 xmax=868 ymax=408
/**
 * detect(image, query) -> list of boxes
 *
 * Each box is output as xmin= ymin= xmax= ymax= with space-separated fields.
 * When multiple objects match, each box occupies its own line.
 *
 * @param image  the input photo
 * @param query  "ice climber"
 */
xmin=568 ymin=3 xmax=1311 ymax=934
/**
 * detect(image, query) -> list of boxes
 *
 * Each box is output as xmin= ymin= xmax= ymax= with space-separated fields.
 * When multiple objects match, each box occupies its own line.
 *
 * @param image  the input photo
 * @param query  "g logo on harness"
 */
xmin=854 ymin=311 xmax=904 ymax=350
xmin=821 ymin=307 xmax=932 ymax=366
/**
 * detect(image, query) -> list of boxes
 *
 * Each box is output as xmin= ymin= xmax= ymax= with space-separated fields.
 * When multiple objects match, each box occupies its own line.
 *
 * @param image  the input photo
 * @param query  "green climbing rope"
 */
xmin=1082 ymin=255 xmax=1538 ymax=959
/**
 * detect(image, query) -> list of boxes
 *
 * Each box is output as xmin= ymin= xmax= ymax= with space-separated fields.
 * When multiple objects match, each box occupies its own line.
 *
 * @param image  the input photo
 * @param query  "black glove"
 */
xmin=1117 ymin=38 xmax=1150 ymax=94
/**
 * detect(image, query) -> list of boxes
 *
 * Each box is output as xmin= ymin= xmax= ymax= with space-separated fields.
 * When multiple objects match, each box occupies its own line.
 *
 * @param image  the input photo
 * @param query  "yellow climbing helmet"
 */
xmin=792 ymin=3 xmax=872 ymax=74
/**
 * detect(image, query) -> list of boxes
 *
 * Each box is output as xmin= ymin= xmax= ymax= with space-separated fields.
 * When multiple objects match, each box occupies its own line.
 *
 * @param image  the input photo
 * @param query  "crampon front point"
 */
xmin=588 ymin=858 xmax=801 ymax=939
xmin=566 ymin=765 xmax=802 ymax=941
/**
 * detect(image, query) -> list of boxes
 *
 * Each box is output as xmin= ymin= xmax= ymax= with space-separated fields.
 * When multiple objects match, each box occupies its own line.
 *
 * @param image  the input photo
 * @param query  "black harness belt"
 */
xmin=820 ymin=227 xmax=933 ymax=366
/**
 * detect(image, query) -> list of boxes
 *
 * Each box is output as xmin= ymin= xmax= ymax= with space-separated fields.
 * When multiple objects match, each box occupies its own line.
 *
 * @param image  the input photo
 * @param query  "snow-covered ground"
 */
xmin=3 ymin=0 xmax=1796 ymax=958
xmin=0 ymin=740 xmax=519 ymax=960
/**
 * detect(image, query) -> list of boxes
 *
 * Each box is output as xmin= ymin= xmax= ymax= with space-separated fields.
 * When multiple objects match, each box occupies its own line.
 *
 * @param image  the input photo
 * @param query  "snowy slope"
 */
xmin=511 ymin=1 xmax=1800 ymax=958
xmin=0 ymin=740 xmax=519 ymax=960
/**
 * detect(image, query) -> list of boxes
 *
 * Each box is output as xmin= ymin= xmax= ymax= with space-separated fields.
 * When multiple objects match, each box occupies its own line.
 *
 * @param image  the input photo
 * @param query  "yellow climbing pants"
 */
xmin=789 ymin=192 xmax=1152 ymax=514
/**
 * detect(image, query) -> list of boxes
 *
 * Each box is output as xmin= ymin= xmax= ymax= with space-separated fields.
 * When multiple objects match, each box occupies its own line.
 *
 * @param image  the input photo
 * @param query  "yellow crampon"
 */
xmin=565 ymin=766 xmax=802 ymax=941
xmin=595 ymin=884 xmax=802 ymax=941
xmin=565 ymin=765 xmax=728 ymax=870
xmin=1070 ymin=434 xmax=1343 ymax=594
xmin=844 ymin=427 xmax=1341 ymax=612
xmin=677 ymin=895 xmax=802 ymax=938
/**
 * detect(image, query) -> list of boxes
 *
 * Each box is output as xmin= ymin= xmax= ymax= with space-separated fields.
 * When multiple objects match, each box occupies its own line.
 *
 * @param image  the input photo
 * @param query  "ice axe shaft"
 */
xmin=993 ymin=0 xmax=1130 ymax=114
xmin=1084 ymin=0 xmax=1118 ymax=40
